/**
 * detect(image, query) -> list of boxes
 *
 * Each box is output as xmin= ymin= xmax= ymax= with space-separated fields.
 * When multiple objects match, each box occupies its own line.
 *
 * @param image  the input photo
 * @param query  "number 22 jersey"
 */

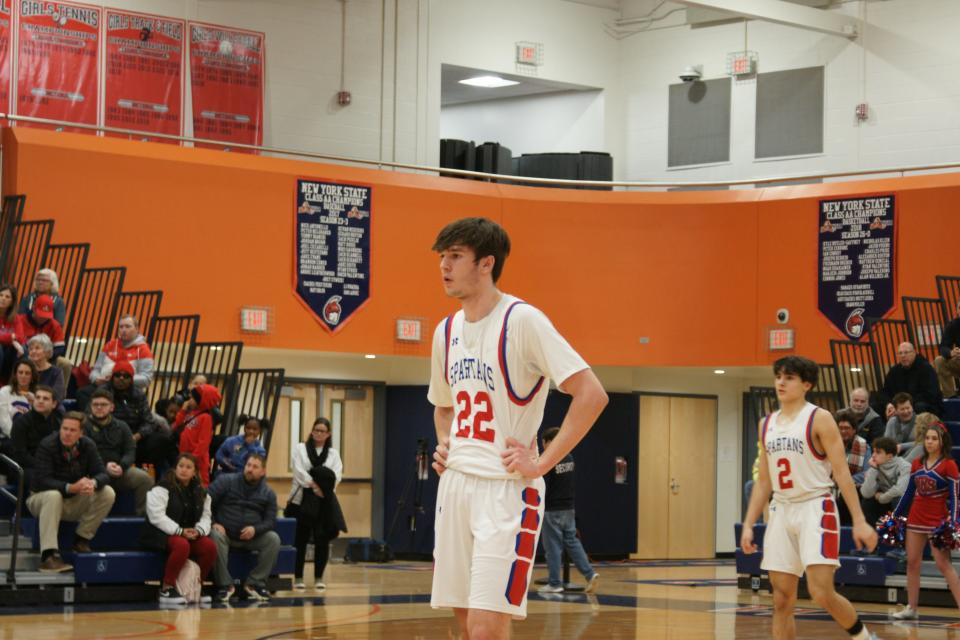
xmin=428 ymin=294 xmax=589 ymax=480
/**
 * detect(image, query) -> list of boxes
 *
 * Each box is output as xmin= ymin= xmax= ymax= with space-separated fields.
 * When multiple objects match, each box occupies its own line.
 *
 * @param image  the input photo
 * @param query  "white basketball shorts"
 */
xmin=431 ymin=468 xmax=546 ymax=619
xmin=761 ymin=494 xmax=841 ymax=577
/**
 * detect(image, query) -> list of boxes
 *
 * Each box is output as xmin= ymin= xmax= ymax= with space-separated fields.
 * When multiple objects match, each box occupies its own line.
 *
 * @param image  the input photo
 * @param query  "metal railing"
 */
xmin=4 ymin=112 xmax=960 ymax=190
xmin=64 ymin=267 xmax=126 ymax=365
xmin=0 ymin=196 xmax=26 ymax=280
xmin=146 ymin=315 xmax=200 ymax=407
xmin=0 ymin=454 xmax=25 ymax=588
xmin=224 ymin=369 xmax=285 ymax=452
xmin=830 ymin=339 xmax=882 ymax=405
xmin=937 ymin=276 xmax=960 ymax=320
xmin=869 ymin=319 xmax=910 ymax=385
xmin=188 ymin=341 xmax=243 ymax=435
xmin=4 ymin=220 xmax=53 ymax=300
xmin=41 ymin=243 xmax=90 ymax=330
xmin=902 ymin=296 xmax=947 ymax=364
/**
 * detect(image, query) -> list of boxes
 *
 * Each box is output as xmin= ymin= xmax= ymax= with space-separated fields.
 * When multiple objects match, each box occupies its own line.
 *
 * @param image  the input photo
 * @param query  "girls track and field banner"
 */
xmin=294 ymin=179 xmax=372 ymax=333
xmin=817 ymin=194 xmax=896 ymax=340
xmin=0 ymin=1 xmax=11 ymax=120
xmin=16 ymin=0 xmax=101 ymax=127
xmin=189 ymin=21 xmax=264 ymax=148
xmin=104 ymin=10 xmax=184 ymax=138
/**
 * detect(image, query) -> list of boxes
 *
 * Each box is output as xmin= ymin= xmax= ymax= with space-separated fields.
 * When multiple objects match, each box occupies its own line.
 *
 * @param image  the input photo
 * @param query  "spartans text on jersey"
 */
xmin=765 ymin=436 xmax=805 ymax=455
xmin=448 ymin=357 xmax=496 ymax=393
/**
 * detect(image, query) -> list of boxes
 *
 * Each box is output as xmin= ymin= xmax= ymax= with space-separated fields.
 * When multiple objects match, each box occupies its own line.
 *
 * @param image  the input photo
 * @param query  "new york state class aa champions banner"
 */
xmin=104 ymin=10 xmax=184 ymax=137
xmin=295 ymin=179 xmax=372 ymax=333
xmin=818 ymin=194 xmax=896 ymax=340
xmin=16 ymin=0 xmax=101 ymax=126
xmin=189 ymin=22 xmax=263 ymax=148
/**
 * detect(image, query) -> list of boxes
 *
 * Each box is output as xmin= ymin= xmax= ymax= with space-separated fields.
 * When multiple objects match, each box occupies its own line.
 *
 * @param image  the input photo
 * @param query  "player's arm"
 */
xmin=432 ymin=405 xmax=454 ymax=475
xmin=740 ymin=425 xmax=772 ymax=554
xmin=815 ymin=409 xmax=878 ymax=551
xmin=502 ymin=368 xmax=608 ymax=478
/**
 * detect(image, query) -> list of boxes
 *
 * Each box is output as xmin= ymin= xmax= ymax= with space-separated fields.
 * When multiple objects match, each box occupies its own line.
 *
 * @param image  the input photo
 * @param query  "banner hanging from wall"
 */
xmin=15 ymin=0 xmax=101 ymax=128
xmin=0 ymin=1 xmax=11 ymax=122
xmin=294 ymin=178 xmax=372 ymax=333
xmin=189 ymin=21 xmax=264 ymax=149
xmin=104 ymin=10 xmax=184 ymax=139
xmin=818 ymin=194 xmax=896 ymax=340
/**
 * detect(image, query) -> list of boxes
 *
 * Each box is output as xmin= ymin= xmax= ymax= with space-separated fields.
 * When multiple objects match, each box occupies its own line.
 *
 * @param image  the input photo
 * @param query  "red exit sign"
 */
xmin=396 ymin=318 xmax=422 ymax=342
xmin=768 ymin=328 xmax=795 ymax=351
xmin=241 ymin=307 xmax=270 ymax=334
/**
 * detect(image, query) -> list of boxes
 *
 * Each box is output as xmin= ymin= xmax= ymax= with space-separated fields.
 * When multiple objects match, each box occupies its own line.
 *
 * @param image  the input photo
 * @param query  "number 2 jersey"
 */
xmin=428 ymin=294 xmax=589 ymax=480
xmin=762 ymin=402 xmax=834 ymax=503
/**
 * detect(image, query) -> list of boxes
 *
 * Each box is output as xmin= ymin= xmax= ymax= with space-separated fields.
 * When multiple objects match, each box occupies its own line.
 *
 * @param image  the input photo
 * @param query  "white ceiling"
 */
xmin=441 ymin=64 xmax=601 ymax=107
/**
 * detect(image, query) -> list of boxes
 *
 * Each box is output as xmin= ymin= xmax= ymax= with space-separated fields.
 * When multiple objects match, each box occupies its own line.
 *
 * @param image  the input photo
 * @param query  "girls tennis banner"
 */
xmin=16 ymin=1 xmax=101 ymax=127
xmin=818 ymin=194 xmax=896 ymax=340
xmin=104 ymin=10 xmax=184 ymax=138
xmin=189 ymin=21 xmax=264 ymax=148
xmin=0 ymin=1 xmax=11 ymax=120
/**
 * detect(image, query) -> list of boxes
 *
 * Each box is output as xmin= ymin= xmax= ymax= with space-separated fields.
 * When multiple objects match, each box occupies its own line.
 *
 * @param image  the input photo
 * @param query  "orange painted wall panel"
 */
xmin=3 ymin=127 xmax=960 ymax=367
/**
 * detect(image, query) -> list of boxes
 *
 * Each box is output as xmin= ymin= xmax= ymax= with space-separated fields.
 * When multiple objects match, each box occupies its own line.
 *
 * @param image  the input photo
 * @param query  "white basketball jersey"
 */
xmin=762 ymin=402 xmax=833 ymax=503
xmin=428 ymin=294 xmax=588 ymax=480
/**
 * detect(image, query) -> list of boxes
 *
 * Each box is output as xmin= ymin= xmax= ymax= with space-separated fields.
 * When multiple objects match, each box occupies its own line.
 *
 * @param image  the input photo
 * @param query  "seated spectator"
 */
xmin=215 ymin=416 xmax=266 ymax=475
xmin=860 ymin=436 xmax=912 ymax=527
xmin=935 ymin=300 xmax=960 ymax=398
xmin=0 ymin=283 xmax=23 ymax=381
xmin=83 ymin=389 xmax=153 ymax=515
xmin=26 ymin=411 xmax=115 ymax=572
xmin=175 ymin=374 xmax=223 ymax=435
xmin=848 ymin=386 xmax=885 ymax=445
xmin=882 ymin=342 xmax=942 ymax=416
xmin=140 ymin=453 xmax=216 ymax=606
xmin=25 ymin=334 xmax=65 ymax=403
xmin=208 ymin=454 xmax=280 ymax=602
xmin=883 ymin=393 xmax=918 ymax=455
xmin=11 ymin=385 xmax=62 ymax=480
xmin=89 ymin=315 xmax=155 ymax=390
xmin=0 ymin=360 xmax=38 ymax=456
xmin=836 ymin=409 xmax=870 ymax=526
xmin=18 ymin=269 xmax=67 ymax=327
xmin=175 ymin=384 xmax=221 ymax=486
xmin=153 ymin=398 xmax=179 ymax=436
xmin=15 ymin=294 xmax=72 ymax=390
xmin=901 ymin=412 xmax=942 ymax=463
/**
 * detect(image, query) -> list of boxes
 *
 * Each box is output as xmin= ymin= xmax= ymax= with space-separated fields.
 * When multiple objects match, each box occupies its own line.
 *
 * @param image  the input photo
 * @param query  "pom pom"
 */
xmin=931 ymin=519 xmax=960 ymax=551
xmin=876 ymin=513 xmax=907 ymax=549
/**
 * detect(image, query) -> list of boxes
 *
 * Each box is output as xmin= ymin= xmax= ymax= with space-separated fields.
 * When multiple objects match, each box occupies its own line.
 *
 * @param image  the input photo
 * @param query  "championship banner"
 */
xmin=15 ymin=0 xmax=101 ymax=128
xmin=818 ymin=194 xmax=896 ymax=340
xmin=295 ymin=179 xmax=372 ymax=333
xmin=189 ymin=22 xmax=264 ymax=148
xmin=0 ymin=1 xmax=11 ymax=120
xmin=104 ymin=10 xmax=184 ymax=139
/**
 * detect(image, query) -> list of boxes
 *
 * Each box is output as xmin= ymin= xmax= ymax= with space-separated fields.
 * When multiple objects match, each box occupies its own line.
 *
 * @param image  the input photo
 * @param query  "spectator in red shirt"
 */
xmin=89 ymin=315 xmax=155 ymax=390
xmin=0 ymin=284 xmax=23 ymax=382
xmin=18 ymin=269 xmax=67 ymax=329
xmin=15 ymin=294 xmax=72 ymax=389
xmin=175 ymin=384 xmax=221 ymax=486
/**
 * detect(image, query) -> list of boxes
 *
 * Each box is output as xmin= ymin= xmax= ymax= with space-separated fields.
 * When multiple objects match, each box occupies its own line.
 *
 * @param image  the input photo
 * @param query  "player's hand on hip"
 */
xmin=740 ymin=527 xmax=757 ymax=554
xmin=501 ymin=437 xmax=540 ymax=478
xmin=433 ymin=443 xmax=449 ymax=476
xmin=852 ymin=520 xmax=878 ymax=552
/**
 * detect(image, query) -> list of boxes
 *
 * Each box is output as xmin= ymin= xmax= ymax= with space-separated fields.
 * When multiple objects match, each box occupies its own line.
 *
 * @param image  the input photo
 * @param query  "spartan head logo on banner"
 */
xmin=295 ymin=179 xmax=372 ymax=333
xmin=818 ymin=195 xmax=896 ymax=340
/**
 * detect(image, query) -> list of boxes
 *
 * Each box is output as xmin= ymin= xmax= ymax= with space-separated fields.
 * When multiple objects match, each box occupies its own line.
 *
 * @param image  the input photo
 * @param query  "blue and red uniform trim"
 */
xmin=443 ymin=314 xmax=454 ymax=385
xmin=498 ymin=301 xmax=544 ymax=406
xmin=805 ymin=409 xmax=827 ymax=460
xmin=505 ymin=487 xmax=541 ymax=606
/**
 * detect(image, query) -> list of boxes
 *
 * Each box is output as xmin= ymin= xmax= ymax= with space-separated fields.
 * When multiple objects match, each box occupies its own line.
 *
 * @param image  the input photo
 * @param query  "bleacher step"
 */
xmin=0 ymin=570 xmax=74 ymax=586
xmin=0 ymin=550 xmax=40 ymax=571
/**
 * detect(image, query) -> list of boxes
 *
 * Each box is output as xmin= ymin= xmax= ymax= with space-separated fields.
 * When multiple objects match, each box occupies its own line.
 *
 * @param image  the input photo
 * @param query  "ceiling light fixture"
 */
xmin=364 ymin=354 xmax=376 ymax=359
xmin=458 ymin=75 xmax=519 ymax=88
xmin=714 ymin=369 xmax=726 ymax=375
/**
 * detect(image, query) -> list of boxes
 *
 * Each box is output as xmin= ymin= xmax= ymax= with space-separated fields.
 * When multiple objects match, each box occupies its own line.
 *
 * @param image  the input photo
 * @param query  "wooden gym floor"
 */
xmin=1 ymin=560 xmax=958 ymax=639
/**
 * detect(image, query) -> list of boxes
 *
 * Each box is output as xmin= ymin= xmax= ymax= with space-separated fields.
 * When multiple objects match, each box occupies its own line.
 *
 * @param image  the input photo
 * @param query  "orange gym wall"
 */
xmin=3 ymin=126 xmax=960 ymax=367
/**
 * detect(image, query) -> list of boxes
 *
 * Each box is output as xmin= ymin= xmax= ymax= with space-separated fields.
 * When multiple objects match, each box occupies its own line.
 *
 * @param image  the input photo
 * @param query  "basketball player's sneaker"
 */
xmin=891 ymin=605 xmax=918 ymax=620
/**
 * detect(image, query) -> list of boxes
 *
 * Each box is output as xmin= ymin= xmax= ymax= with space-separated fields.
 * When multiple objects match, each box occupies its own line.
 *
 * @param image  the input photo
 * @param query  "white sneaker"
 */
xmin=293 ymin=581 xmax=306 ymax=591
xmin=585 ymin=573 xmax=600 ymax=594
xmin=315 ymin=582 xmax=326 ymax=590
xmin=892 ymin=606 xmax=918 ymax=620
xmin=538 ymin=584 xmax=563 ymax=594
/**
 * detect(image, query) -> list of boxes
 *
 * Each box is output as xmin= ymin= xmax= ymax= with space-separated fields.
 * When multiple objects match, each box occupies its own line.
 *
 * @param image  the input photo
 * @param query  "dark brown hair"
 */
xmin=432 ymin=217 xmax=511 ymax=283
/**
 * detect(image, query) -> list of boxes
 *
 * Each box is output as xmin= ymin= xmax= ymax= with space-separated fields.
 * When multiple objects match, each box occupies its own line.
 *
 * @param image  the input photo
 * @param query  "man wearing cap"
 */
xmin=15 ymin=294 xmax=73 ymax=389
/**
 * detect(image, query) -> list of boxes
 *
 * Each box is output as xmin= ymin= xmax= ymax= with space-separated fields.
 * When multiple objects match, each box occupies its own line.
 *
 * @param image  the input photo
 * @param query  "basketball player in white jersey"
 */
xmin=741 ymin=356 xmax=878 ymax=640
xmin=428 ymin=217 xmax=608 ymax=640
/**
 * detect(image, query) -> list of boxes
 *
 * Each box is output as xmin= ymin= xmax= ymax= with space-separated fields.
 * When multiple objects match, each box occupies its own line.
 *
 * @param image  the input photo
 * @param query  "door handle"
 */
xmin=670 ymin=478 xmax=680 ymax=494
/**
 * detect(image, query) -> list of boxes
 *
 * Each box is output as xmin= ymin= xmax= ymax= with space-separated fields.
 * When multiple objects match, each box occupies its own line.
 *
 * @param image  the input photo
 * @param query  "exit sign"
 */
xmin=768 ymin=328 xmax=795 ymax=351
xmin=396 ymin=318 xmax=423 ymax=342
xmin=241 ymin=307 xmax=270 ymax=334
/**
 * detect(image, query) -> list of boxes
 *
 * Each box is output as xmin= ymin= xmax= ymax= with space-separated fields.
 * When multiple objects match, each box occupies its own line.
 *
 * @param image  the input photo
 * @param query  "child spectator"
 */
xmin=215 ymin=416 xmax=266 ymax=475
xmin=175 ymin=384 xmax=221 ymax=486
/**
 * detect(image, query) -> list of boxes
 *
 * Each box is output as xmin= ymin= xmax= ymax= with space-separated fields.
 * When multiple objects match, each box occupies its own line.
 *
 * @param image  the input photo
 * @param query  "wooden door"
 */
xmin=635 ymin=395 xmax=717 ymax=559
xmin=267 ymin=383 xmax=318 ymax=505
xmin=324 ymin=385 xmax=374 ymax=537
xmin=667 ymin=396 xmax=717 ymax=559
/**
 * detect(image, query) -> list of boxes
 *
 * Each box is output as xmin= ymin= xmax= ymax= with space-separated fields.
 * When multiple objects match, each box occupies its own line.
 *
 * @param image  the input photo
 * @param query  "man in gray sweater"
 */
xmin=883 ymin=393 xmax=917 ymax=455
xmin=860 ymin=437 xmax=911 ymax=526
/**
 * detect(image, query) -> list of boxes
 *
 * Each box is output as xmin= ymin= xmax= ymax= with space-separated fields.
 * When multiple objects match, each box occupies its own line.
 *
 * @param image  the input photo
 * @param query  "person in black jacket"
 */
xmin=537 ymin=427 xmax=599 ymax=595
xmin=83 ymin=388 xmax=153 ymax=515
xmin=208 ymin=453 xmax=280 ymax=602
xmin=141 ymin=452 xmax=216 ymax=605
xmin=25 ymin=411 xmax=115 ymax=573
xmin=936 ymin=300 xmax=960 ymax=398
xmin=10 ymin=385 xmax=61 ymax=482
xmin=882 ymin=342 xmax=942 ymax=416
